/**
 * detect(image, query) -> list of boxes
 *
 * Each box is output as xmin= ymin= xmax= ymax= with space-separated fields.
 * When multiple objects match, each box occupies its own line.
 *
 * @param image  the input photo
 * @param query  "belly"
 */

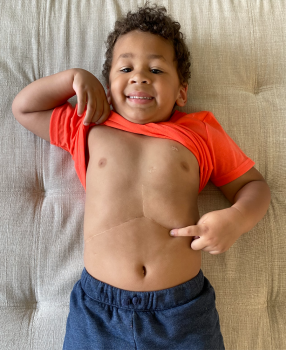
xmin=84 ymin=216 xmax=201 ymax=291
xmin=84 ymin=126 xmax=201 ymax=291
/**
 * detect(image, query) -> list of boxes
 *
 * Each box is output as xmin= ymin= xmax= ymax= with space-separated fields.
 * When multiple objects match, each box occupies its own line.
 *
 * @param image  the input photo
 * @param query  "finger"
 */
xmin=208 ymin=250 xmax=221 ymax=255
xmin=92 ymin=101 xmax=104 ymax=124
xmin=89 ymin=89 xmax=107 ymax=124
xmin=192 ymin=239 xmax=223 ymax=254
xmin=84 ymin=97 xmax=98 ymax=125
xmin=169 ymin=225 xmax=201 ymax=237
xmin=191 ymin=237 xmax=207 ymax=251
xmin=95 ymin=98 xmax=110 ymax=125
xmin=77 ymin=92 xmax=87 ymax=117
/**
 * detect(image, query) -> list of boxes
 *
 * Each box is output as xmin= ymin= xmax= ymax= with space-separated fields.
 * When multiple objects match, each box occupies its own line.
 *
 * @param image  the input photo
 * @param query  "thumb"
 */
xmin=169 ymin=225 xmax=201 ymax=237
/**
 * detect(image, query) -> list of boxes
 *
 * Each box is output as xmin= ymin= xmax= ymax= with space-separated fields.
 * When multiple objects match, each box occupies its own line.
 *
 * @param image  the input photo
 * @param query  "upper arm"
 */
xmin=219 ymin=167 xmax=266 ymax=204
xmin=12 ymin=102 xmax=53 ymax=142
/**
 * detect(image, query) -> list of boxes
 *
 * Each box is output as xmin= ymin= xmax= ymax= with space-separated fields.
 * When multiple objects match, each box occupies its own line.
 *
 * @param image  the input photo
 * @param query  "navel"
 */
xmin=98 ymin=158 xmax=107 ymax=168
xmin=142 ymin=266 xmax=147 ymax=276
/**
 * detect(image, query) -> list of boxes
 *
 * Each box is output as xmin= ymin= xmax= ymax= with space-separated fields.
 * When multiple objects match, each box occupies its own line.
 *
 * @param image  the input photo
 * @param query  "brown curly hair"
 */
xmin=102 ymin=3 xmax=191 ymax=86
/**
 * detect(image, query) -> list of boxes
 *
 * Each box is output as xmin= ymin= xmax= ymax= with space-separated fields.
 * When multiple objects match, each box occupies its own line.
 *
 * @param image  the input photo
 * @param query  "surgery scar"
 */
xmin=85 ymin=184 xmax=169 ymax=243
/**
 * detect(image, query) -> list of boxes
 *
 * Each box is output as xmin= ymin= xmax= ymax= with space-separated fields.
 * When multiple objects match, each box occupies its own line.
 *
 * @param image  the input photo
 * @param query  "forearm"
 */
xmin=231 ymin=180 xmax=271 ymax=234
xmin=12 ymin=68 xmax=110 ymax=141
xmin=170 ymin=178 xmax=271 ymax=255
xmin=13 ymin=68 xmax=79 ymax=114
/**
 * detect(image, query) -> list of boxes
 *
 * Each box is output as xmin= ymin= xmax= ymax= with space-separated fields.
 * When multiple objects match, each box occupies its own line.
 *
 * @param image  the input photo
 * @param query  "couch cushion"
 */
xmin=1 ymin=0 xmax=285 ymax=349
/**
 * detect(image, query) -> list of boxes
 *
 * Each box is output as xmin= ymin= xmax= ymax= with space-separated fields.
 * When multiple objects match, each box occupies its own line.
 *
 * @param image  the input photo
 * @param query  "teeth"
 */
xmin=128 ymin=96 xmax=153 ymax=100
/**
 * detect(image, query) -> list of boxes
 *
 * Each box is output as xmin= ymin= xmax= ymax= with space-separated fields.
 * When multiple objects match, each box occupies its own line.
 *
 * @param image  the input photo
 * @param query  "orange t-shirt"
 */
xmin=50 ymin=103 xmax=255 ymax=193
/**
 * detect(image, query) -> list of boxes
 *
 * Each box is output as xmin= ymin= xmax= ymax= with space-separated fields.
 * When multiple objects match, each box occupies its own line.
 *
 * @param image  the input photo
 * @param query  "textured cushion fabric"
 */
xmin=0 ymin=0 xmax=285 ymax=349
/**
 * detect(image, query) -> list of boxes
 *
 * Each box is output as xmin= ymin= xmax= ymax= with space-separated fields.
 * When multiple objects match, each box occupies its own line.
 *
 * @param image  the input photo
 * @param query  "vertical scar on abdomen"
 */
xmin=142 ymin=184 xmax=146 ymax=217
xmin=85 ymin=184 xmax=169 ymax=243
xmin=141 ymin=184 xmax=169 ymax=230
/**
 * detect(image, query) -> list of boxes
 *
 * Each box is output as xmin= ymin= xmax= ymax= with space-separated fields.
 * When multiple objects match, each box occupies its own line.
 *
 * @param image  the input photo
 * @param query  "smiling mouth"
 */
xmin=127 ymin=96 xmax=153 ymax=100
xmin=126 ymin=95 xmax=154 ymax=105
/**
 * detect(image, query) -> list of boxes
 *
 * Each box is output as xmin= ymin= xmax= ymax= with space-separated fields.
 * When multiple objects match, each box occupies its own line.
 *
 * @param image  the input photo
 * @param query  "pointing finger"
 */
xmin=169 ymin=225 xmax=201 ymax=237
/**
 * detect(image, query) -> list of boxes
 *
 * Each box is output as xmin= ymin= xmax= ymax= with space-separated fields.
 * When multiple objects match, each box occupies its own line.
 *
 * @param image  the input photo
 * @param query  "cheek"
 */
xmin=110 ymin=79 xmax=125 ymax=100
xmin=158 ymin=86 xmax=179 ymax=106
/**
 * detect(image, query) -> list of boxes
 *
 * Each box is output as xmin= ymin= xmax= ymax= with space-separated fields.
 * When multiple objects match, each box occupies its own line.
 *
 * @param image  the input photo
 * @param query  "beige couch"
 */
xmin=1 ymin=0 xmax=285 ymax=349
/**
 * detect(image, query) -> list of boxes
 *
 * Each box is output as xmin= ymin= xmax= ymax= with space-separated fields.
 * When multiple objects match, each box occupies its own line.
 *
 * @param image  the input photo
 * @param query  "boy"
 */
xmin=12 ymin=4 xmax=270 ymax=350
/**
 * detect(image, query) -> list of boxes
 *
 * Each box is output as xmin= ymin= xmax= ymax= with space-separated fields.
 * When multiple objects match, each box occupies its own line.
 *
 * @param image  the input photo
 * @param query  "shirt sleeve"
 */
xmin=49 ymin=102 xmax=82 ymax=154
xmin=50 ymin=102 xmax=91 ymax=190
xmin=203 ymin=112 xmax=255 ymax=187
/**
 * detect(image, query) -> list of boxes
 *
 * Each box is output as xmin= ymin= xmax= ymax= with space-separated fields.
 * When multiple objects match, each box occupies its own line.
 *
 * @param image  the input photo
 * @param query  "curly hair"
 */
xmin=102 ymin=3 xmax=191 ymax=86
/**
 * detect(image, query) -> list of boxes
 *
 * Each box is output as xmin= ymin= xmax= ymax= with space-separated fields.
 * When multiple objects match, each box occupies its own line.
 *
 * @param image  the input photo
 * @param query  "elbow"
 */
xmin=263 ymin=180 xmax=272 ymax=209
xmin=255 ymin=179 xmax=272 ymax=221
xmin=257 ymin=179 xmax=271 ymax=206
xmin=236 ymin=179 xmax=272 ymax=214
xmin=12 ymin=94 xmax=28 ymax=124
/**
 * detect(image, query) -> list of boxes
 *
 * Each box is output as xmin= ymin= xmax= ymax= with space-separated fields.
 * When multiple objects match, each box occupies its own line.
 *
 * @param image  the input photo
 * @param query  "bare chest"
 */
xmin=87 ymin=125 xmax=199 ymax=189
xmin=85 ymin=125 xmax=200 ymax=231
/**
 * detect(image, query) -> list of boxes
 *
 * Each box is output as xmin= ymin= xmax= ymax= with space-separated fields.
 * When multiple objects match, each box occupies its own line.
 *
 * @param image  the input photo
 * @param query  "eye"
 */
xmin=151 ymin=69 xmax=163 ymax=74
xmin=120 ymin=68 xmax=132 ymax=73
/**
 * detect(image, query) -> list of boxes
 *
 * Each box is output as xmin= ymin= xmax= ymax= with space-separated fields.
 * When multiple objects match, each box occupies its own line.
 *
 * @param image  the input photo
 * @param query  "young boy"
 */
xmin=12 ymin=4 xmax=270 ymax=350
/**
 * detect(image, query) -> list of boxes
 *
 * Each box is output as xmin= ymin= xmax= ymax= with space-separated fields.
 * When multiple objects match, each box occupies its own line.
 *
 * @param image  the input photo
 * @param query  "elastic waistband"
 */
xmin=80 ymin=268 xmax=205 ymax=311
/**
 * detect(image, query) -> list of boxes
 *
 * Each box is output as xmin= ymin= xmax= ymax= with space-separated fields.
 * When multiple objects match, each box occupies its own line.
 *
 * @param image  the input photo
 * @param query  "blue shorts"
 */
xmin=63 ymin=268 xmax=225 ymax=350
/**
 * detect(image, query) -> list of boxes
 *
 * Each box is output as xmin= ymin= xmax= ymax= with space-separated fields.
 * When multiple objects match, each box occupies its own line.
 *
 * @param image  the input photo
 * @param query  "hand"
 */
xmin=72 ymin=69 xmax=110 ymax=125
xmin=169 ymin=207 xmax=244 ymax=254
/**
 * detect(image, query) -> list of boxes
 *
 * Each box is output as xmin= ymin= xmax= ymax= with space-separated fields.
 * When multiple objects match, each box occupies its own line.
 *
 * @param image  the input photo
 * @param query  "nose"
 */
xmin=129 ymin=71 xmax=150 ymax=84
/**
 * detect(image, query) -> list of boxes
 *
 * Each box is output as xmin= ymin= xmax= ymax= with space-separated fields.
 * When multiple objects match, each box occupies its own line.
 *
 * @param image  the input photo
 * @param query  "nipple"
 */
xmin=181 ymin=161 xmax=190 ymax=172
xmin=98 ymin=158 xmax=107 ymax=167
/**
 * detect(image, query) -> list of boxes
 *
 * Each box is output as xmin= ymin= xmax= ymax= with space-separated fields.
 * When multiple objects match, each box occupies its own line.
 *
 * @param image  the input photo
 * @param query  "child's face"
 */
xmin=108 ymin=30 xmax=188 ymax=124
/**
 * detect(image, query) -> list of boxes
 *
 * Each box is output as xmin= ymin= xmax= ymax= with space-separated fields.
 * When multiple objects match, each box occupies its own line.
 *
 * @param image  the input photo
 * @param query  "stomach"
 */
xmin=84 ymin=125 xmax=201 ymax=291
xmin=84 ymin=214 xmax=201 ymax=292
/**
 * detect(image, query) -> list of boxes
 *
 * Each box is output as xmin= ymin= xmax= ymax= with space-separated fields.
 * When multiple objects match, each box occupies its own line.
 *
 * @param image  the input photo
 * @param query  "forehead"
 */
xmin=112 ymin=30 xmax=175 ymax=63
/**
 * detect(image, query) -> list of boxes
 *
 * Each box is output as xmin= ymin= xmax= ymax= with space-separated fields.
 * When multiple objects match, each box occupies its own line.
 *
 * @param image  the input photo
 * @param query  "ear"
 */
xmin=175 ymin=84 xmax=188 ymax=107
xmin=106 ymin=86 xmax=112 ymax=105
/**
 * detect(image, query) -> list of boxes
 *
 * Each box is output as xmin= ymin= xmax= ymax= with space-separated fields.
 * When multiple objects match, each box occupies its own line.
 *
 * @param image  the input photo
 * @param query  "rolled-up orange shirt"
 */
xmin=50 ymin=103 xmax=255 ymax=193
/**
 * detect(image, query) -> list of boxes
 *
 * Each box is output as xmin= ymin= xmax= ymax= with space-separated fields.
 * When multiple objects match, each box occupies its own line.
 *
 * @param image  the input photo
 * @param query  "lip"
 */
xmin=126 ymin=91 xmax=154 ymax=105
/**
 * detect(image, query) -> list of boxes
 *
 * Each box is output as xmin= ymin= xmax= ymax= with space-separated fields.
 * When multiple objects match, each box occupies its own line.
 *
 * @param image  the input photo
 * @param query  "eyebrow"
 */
xmin=117 ymin=53 xmax=166 ymax=61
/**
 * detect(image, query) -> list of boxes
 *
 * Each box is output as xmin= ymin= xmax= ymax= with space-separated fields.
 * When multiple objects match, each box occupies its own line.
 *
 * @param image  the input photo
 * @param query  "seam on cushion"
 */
xmin=29 ymin=0 xmax=46 ymax=347
xmin=247 ymin=2 xmax=273 ymax=350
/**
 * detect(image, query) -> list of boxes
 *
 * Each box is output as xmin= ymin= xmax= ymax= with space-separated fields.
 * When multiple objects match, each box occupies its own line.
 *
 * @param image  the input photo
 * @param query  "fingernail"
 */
xmin=170 ymin=230 xmax=176 ymax=236
xmin=83 ymin=122 xmax=89 ymax=126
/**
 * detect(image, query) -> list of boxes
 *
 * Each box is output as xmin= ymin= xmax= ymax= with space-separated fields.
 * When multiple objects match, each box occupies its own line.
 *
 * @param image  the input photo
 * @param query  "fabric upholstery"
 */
xmin=1 ymin=1 xmax=285 ymax=349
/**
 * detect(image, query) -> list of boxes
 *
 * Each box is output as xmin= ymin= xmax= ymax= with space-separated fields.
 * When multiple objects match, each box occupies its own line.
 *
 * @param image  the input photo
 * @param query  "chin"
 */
xmin=123 ymin=113 xmax=154 ymax=125
xmin=127 ymin=118 xmax=150 ymax=125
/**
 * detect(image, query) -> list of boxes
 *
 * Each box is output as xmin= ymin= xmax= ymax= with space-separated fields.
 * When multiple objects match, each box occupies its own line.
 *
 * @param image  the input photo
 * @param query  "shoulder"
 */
xmin=170 ymin=110 xmax=211 ymax=123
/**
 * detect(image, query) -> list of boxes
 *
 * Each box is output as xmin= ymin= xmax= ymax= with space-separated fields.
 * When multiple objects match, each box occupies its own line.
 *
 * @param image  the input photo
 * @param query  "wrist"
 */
xmin=227 ymin=206 xmax=248 ymax=237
